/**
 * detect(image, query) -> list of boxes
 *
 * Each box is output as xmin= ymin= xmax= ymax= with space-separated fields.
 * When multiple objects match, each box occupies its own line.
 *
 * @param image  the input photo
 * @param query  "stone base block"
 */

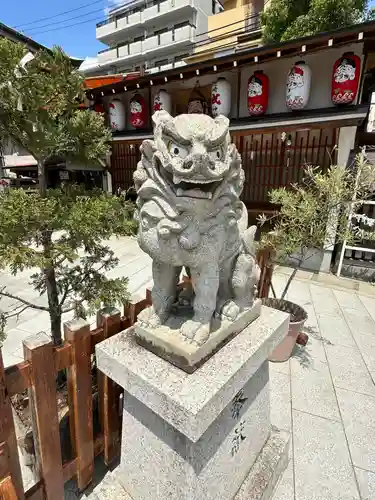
xmin=135 ymin=299 xmax=262 ymax=373
xmin=113 ymin=428 xmax=289 ymax=500
xmin=96 ymin=306 xmax=290 ymax=500
xmin=235 ymin=429 xmax=290 ymax=500
xmin=116 ymin=361 xmax=270 ymax=500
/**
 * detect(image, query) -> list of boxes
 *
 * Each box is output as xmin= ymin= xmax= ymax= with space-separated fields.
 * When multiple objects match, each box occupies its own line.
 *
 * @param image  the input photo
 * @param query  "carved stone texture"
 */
xmin=133 ymin=111 xmax=260 ymax=364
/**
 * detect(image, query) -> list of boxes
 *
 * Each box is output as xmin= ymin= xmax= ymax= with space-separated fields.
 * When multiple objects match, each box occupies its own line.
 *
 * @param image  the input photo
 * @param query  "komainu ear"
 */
xmin=152 ymin=110 xmax=173 ymax=128
xmin=213 ymin=114 xmax=230 ymax=128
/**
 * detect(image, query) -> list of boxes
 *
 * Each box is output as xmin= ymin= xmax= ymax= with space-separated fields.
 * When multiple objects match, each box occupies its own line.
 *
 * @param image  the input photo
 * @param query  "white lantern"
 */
xmin=211 ymin=77 xmax=231 ymax=117
xmin=109 ymin=99 xmax=126 ymax=131
xmin=286 ymin=61 xmax=312 ymax=110
xmin=153 ymin=89 xmax=172 ymax=114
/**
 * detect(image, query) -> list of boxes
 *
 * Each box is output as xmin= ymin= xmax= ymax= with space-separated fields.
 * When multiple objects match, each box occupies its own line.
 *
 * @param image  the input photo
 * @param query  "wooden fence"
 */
xmin=0 ymin=255 xmax=273 ymax=500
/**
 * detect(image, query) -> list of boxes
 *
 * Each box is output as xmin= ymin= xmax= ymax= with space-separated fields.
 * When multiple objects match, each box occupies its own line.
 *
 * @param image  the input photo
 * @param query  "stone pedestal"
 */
xmin=96 ymin=306 xmax=290 ymax=500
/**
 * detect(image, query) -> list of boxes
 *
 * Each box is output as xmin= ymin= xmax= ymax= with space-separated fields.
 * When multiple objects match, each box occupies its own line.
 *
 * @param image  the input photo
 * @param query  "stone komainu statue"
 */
xmin=133 ymin=111 xmax=260 ymax=346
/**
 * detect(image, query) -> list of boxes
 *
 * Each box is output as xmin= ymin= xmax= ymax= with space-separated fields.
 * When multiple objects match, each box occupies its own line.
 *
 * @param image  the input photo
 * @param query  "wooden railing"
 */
xmin=0 ymin=254 xmax=273 ymax=499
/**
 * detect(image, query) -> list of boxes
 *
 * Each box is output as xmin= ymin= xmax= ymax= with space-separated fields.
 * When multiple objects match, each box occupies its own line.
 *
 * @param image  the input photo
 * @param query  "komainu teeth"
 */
xmin=207 ymin=192 xmax=213 ymax=199
xmin=173 ymin=175 xmax=182 ymax=184
xmin=177 ymin=188 xmax=183 ymax=196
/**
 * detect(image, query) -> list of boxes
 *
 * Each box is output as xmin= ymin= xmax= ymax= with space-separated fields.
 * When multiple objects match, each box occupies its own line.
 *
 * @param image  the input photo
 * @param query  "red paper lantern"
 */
xmin=93 ymin=103 xmax=105 ymax=113
xmin=129 ymin=93 xmax=147 ymax=128
xmin=248 ymin=70 xmax=269 ymax=116
xmin=332 ymin=52 xmax=361 ymax=105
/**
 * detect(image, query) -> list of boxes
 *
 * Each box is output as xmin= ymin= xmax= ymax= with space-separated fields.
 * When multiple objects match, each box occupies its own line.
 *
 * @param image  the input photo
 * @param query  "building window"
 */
xmin=174 ymin=53 xmax=189 ymax=62
xmin=155 ymin=58 xmax=169 ymax=67
xmin=154 ymin=27 xmax=169 ymax=36
xmin=174 ymin=20 xmax=190 ymax=30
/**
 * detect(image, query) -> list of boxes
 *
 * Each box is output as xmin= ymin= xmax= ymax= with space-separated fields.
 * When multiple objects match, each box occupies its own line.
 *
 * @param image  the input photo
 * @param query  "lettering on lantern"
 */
xmin=231 ymin=389 xmax=248 ymax=420
xmin=231 ymin=420 xmax=247 ymax=457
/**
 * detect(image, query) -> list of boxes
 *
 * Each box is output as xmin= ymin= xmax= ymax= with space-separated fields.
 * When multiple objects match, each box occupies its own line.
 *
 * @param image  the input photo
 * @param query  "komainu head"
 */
xmin=150 ymin=110 xmax=239 ymax=200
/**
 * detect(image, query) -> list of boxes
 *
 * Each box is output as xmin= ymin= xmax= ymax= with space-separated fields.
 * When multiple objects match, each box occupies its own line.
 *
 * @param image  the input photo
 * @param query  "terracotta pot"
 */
xmin=262 ymin=298 xmax=308 ymax=362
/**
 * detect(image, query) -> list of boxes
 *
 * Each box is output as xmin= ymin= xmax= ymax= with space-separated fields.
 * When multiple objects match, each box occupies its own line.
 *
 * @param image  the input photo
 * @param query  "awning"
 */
xmin=4 ymin=154 xmax=37 ymax=168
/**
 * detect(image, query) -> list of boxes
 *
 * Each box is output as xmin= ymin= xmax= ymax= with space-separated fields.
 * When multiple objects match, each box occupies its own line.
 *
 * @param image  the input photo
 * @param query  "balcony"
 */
xmin=96 ymin=0 xmax=196 ymax=45
xmin=144 ymin=25 xmax=195 ymax=57
xmin=97 ymin=41 xmax=144 ymax=68
xmin=97 ymin=47 xmax=118 ymax=63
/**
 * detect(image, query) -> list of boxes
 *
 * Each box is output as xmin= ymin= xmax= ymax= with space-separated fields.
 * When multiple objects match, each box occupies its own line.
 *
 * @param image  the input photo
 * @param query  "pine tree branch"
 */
xmin=0 ymin=288 xmax=48 ymax=311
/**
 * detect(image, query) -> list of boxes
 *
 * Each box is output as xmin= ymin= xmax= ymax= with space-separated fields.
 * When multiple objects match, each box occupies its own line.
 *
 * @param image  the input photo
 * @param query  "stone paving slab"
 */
xmin=293 ymin=410 xmax=360 ymax=500
xmin=336 ymin=388 xmax=375 ymax=474
xmin=355 ymin=467 xmax=375 ymax=500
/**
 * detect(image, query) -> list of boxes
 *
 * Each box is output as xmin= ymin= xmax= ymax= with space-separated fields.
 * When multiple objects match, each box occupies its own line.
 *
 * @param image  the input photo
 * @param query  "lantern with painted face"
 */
xmin=286 ymin=61 xmax=311 ymax=110
xmin=332 ymin=52 xmax=361 ymax=105
xmin=130 ymin=93 xmax=147 ymax=128
xmin=248 ymin=70 xmax=269 ymax=116
xmin=109 ymin=99 xmax=126 ymax=131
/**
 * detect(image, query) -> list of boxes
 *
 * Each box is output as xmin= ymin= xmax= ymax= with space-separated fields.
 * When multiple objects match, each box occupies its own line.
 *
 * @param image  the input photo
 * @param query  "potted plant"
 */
xmin=258 ymin=155 xmax=375 ymax=362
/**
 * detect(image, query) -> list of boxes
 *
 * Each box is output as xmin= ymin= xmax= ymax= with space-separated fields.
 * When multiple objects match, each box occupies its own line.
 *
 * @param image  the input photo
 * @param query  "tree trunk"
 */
xmin=37 ymin=159 xmax=47 ymax=196
xmin=38 ymin=160 xmax=62 ymax=345
xmin=43 ymin=234 xmax=62 ymax=346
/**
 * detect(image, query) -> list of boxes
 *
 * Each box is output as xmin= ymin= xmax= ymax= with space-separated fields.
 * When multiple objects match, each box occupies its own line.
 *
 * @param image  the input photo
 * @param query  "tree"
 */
xmin=259 ymin=154 xmax=375 ymax=299
xmin=0 ymin=39 xmax=136 ymax=345
xmin=261 ymin=0 xmax=370 ymax=43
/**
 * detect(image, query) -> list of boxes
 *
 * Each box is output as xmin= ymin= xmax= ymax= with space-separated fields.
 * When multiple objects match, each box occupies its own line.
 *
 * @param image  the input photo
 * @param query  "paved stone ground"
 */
xmin=271 ymin=269 xmax=375 ymax=500
xmin=1 ymin=236 xmax=375 ymax=499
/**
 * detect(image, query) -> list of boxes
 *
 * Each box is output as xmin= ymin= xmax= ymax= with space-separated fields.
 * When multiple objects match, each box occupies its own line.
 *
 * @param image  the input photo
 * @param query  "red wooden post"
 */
xmin=0 ymin=476 xmax=18 ymax=500
xmin=96 ymin=307 xmax=122 ymax=465
xmin=64 ymin=318 xmax=94 ymax=491
xmin=23 ymin=333 xmax=64 ymax=500
xmin=0 ymin=350 xmax=24 ymax=499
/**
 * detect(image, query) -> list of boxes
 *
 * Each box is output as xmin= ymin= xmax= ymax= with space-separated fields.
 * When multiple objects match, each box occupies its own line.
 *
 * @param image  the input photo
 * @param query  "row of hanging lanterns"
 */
xmin=101 ymin=93 xmax=148 ymax=131
xmin=103 ymin=51 xmax=361 ymax=131
xmin=247 ymin=52 xmax=361 ymax=115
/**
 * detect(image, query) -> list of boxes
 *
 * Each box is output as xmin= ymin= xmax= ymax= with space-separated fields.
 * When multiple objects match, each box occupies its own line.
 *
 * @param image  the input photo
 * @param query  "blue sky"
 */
xmin=2 ymin=0 xmax=375 ymax=60
xmin=1 ymin=0 xmax=119 ymax=59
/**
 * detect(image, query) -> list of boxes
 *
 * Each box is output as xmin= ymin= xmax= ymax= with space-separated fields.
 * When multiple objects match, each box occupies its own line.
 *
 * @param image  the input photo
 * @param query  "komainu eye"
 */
xmin=209 ymin=147 xmax=224 ymax=162
xmin=168 ymin=142 xmax=188 ymax=159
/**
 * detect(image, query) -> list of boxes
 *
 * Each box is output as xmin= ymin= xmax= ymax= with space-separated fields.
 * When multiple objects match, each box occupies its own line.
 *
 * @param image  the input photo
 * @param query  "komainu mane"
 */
xmin=134 ymin=111 xmax=260 ymax=346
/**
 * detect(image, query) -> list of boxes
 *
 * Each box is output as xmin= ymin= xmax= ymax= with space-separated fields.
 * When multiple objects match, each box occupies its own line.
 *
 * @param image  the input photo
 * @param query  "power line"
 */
xmin=25 ymin=7 xmax=105 ymax=33
xmin=13 ymin=0 xmax=105 ymax=29
xmin=24 ymin=15 xmax=105 ymax=36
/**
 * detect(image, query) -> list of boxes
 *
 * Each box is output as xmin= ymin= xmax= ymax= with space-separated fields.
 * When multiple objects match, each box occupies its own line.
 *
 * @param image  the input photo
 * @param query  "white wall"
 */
xmin=239 ymin=43 xmax=364 ymax=117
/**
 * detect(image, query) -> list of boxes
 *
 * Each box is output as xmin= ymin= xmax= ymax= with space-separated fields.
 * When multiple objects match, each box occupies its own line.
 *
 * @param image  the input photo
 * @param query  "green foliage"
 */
xmin=259 ymin=155 xmax=375 ymax=298
xmin=0 ymin=186 xmax=137 ymax=340
xmin=0 ymin=38 xmax=121 ymax=345
xmin=262 ymin=0 xmax=369 ymax=43
xmin=0 ymin=38 xmax=111 ymax=166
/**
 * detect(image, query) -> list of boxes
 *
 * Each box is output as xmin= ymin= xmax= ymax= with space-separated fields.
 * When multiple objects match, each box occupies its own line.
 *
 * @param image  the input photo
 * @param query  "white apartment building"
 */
xmin=81 ymin=0 xmax=224 ymax=75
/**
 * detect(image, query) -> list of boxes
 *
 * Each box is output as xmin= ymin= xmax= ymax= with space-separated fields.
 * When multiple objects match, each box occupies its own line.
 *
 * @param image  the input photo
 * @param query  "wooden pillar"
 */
xmin=64 ymin=319 xmax=94 ymax=491
xmin=0 ymin=350 xmax=24 ymax=499
xmin=23 ymin=333 xmax=64 ymax=500
xmin=96 ymin=307 xmax=122 ymax=465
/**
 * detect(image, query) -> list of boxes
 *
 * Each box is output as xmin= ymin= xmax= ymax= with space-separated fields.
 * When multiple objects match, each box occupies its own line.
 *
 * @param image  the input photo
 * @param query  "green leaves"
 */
xmin=0 ymin=187 xmax=137 ymax=341
xmin=259 ymin=156 xmax=375 ymax=271
xmin=262 ymin=0 xmax=368 ymax=43
xmin=0 ymin=39 xmax=110 ymax=165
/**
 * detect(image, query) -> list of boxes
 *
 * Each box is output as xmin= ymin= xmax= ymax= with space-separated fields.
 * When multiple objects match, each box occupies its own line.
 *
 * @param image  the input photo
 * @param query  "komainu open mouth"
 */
xmin=174 ymin=179 xmax=221 ymax=200
xmin=159 ymin=164 xmax=222 ymax=200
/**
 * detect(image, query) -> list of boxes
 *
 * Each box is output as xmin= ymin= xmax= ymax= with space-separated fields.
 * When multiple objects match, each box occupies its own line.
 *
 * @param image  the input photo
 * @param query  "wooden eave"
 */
xmin=87 ymin=20 xmax=375 ymax=100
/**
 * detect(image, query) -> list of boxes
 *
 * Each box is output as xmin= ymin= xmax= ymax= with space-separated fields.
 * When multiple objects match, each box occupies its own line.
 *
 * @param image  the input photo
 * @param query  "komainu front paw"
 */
xmin=220 ymin=300 xmax=241 ymax=321
xmin=180 ymin=320 xmax=211 ymax=346
xmin=137 ymin=306 xmax=169 ymax=328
